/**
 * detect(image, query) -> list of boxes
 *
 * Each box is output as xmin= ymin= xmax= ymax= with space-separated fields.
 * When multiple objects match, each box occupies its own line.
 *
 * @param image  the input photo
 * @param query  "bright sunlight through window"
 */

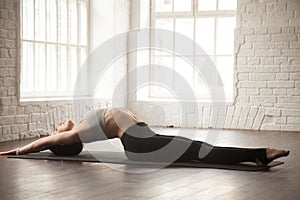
xmin=20 ymin=0 xmax=89 ymax=99
xmin=149 ymin=0 xmax=237 ymax=102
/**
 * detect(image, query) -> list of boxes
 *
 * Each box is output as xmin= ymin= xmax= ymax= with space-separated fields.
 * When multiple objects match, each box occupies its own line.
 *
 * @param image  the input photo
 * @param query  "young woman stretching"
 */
xmin=0 ymin=107 xmax=290 ymax=166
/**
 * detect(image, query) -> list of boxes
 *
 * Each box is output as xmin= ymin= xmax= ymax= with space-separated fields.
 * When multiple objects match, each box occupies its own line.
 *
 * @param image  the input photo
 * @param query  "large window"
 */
xmin=149 ymin=0 xmax=236 ymax=101
xmin=20 ymin=0 xmax=89 ymax=99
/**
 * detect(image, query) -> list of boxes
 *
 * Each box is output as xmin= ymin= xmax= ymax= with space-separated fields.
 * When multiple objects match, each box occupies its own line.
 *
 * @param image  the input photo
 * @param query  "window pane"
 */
xmin=150 ymin=56 xmax=174 ymax=98
xmin=174 ymin=56 xmax=194 ymax=93
xmin=35 ymin=43 xmax=46 ymax=91
xmin=78 ymin=1 xmax=88 ymax=45
xmin=154 ymin=18 xmax=174 ymax=56
xmin=148 ymin=0 xmax=236 ymax=101
xmin=35 ymin=0 xmax=45 ymax=41
xmin=79 ymin=47 xmax=87 ymax=67
xmin=155 ymin=0 xmax=173 ymax=12
xmin=194 ymin=55 xmax=216 ymax=87
xmin=58 ymin=0 xmax=68 ymax=43
xmin=78 ymin=47 xmax=87 ymax=92
xmin=150 ymin=85 xmax=175 ymax=98
xmin=152 ymin=56 xmax=174 ymax=71
xmin=22 ymin=0 xmax=34 ymax=40
xmin=195 ymin=18 xmax=215 ymax=55
xmin=218 ymin=0 xmax=237 ymax=10
xmin=22 ymin=42 xmax=34 ymax=91
xmin=58 ymin=45 xmax=68 ymax=91
xmin=175 ymin=18 xmax=194 ymax=55
xmin=47 ymin=44 xmax=57 ymax=91
xmin=198 ymin=0 xmax=216 ymax=11
xmin=21 ymin=0 xmax=89 ymax=98
xmin=70 ymin=46 xmax=78 ymax=88
xmin=95 ymin=65 xmax=114 ymax=99
xmin=69 ymin=0 xmax=78 ymax=45
xmin=216 ymin=17 xmax=236 ymax=55
xmin=47 ymin=0 xmax=57 ymax=42
xmin=194 ymin=64 xmax=210 ymax=100
xmin=174 ymin=0 xmax=191 ymax=12
xmin=215 ymin=56 xmax=234 ymax=97
xmin=155 ymin=18 xmax=174 ymax=32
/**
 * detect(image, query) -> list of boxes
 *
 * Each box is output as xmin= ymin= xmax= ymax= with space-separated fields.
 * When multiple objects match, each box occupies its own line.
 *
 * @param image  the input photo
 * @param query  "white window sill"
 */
xmin=20 ymin=97 xmax=75 ymax=103
xmin=19 ymin=96 xmax=112 ymax=103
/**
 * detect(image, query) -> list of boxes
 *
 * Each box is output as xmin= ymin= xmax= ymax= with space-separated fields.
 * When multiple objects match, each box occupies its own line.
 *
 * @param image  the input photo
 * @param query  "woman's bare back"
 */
xmin=104 ymin=107 xmax=144 ymax=138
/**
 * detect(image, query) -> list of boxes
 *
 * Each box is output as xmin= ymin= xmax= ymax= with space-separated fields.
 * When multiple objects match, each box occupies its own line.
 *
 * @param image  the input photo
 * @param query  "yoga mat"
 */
xmin=8 ymin=151 xmax=284 ymax=171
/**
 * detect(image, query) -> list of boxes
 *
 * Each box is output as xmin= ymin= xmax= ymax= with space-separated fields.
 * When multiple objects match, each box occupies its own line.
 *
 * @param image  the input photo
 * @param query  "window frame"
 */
xmin=20 ymin=0 xmax=90 ymax=100
xmin=147 ymin=0 xmax=236 ymax=102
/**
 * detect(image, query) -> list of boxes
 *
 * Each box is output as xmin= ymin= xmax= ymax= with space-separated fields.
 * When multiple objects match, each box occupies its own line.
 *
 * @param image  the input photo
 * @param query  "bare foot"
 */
xmin=267 ymin=148 xmax=290 ymax=160
xmin=256 ymin=148 xmax=290 ymax=166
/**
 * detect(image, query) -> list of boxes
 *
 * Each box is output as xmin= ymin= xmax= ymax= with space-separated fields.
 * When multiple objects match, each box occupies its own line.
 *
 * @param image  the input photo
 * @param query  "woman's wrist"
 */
xmin=16 ymin=148 xmax=21 ymax=155
xmin=16 ymin=147 xmax=25 ymax=155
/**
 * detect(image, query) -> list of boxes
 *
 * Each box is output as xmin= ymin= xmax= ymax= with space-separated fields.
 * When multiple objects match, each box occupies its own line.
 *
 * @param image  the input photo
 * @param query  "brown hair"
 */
xmin=49 ymin=143 xmax=83 ymax=156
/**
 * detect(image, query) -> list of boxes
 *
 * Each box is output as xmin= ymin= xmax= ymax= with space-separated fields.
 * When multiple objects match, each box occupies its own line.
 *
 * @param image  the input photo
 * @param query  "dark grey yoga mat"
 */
xmin=8 ymin=151 xmax=284 ymax=171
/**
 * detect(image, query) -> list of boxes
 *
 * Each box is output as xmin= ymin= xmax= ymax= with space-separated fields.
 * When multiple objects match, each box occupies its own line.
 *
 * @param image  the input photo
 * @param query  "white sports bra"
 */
xmin=78 ymin=108 xmax=109 ymax=143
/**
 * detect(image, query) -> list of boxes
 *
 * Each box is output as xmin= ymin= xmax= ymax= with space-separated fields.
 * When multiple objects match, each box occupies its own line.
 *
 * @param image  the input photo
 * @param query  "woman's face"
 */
xmin=56 ymin=120 xmax=75 ymax=133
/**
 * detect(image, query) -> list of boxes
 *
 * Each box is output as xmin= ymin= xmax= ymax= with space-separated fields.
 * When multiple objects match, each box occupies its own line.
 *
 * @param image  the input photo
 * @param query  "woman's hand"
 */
xmin=50 ymin=130 xmax=58 ymax=135
xmin=0 ymin=148 xmax=19 ymax=156
xmin=57 ymin=120 xmax=75 ymax=133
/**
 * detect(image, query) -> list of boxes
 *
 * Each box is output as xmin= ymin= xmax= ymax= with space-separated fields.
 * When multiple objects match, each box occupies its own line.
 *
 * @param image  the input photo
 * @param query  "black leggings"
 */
xmin=121 ymin=123 xmax=267 ymax=164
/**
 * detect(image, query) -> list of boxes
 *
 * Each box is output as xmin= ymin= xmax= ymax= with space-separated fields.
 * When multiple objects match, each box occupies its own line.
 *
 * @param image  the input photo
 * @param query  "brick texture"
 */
xmin=234 ymin=0 xmax=300 ymax=131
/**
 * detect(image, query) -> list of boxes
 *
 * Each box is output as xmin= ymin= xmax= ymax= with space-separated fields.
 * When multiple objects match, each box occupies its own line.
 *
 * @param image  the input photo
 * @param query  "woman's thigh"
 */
xmin=123 ymin=132 xmax=199 ymax=162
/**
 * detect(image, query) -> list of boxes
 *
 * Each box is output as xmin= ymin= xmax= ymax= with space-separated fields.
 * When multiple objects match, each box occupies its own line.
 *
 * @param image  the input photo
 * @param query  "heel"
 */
xmin=256 ymin=149 xmax=272 ymax=166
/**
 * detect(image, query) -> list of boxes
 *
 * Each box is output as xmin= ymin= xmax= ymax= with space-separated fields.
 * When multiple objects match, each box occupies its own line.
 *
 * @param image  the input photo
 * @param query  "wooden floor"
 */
xmin=0 ymin=128 xmax=299 ymax=200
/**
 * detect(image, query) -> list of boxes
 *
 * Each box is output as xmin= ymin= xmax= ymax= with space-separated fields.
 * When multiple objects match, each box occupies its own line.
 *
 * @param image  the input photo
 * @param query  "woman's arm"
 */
xmin=0 ymin=129 xmax=81 ymax=156
xmin=0 ymin=137 xmax=52 ymax=155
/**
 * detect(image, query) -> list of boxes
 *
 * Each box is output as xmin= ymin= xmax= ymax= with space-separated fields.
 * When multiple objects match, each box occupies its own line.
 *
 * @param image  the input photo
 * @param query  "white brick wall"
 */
xmin=232 ymin=0 xmax=300 ymax=131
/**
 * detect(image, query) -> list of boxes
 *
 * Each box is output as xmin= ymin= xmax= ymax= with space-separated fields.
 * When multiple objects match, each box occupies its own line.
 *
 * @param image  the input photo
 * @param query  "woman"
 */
xmin=0 ymin=107 xmax=290 ymax=166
